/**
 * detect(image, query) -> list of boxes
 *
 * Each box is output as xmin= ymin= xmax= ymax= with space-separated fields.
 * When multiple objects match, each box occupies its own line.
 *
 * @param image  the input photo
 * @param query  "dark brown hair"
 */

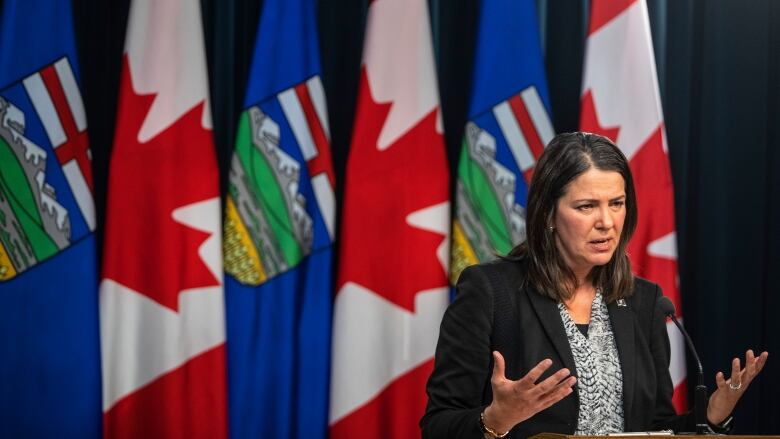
xmin=508 ymin=132 xmax=638 ymax=303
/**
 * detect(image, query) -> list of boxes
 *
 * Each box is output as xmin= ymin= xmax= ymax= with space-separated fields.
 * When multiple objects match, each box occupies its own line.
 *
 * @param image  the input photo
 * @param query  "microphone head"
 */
xmin=658 ymin=296 xmax=676 ymax=316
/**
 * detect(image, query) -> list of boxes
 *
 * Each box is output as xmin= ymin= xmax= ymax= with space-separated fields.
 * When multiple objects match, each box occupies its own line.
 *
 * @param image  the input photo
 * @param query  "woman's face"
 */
xmin=553 ymin=168 xmax=626 ymax=278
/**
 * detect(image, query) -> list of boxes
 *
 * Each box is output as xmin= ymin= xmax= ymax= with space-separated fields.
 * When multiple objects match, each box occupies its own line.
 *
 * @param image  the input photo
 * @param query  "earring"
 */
xmin=548 ymin=226 xmax=555 ymax=232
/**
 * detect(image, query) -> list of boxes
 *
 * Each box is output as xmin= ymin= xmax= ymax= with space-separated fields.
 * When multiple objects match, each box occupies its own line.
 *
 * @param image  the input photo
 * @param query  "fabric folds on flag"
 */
xmin=329 ymin=0 xmax=450 ymax=437
xmin=222 ymin=0 xmax=334 ymax=437
xmin=0 ymin=1 xmax=100 ymax=436
xmin=580 ymin=0 xmax=687 ymax=411
xmin=99 ymin=0 xmax=227 ymax=437
xmin=451 ymin=0 xmax=554 ymax=282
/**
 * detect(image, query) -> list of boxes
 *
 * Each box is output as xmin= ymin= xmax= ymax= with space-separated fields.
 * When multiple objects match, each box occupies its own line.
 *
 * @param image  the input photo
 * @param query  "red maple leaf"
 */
xmin=101 ymin=56 xmax=221 ymax=312
xmin=337 ymin=68 xmax=450 ymax=312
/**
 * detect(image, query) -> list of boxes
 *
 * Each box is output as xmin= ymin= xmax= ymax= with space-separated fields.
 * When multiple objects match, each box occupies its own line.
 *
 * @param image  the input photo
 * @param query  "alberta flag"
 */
xmin=452 ymin=0 xmax=554 ymax=281
xmin=223 ymin=0 xmax=335 ymax=437
xmin=0 ymin=0 xmax=101 ymax=437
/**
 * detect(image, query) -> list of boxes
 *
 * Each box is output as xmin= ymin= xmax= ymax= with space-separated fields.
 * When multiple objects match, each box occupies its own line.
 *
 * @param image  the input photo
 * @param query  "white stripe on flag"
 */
xmin=54 ymin=58 xmax=87 ymax=133
xmin=311 ymin=173 xmax=335 ymax=240
xmin=307 ymin=76 xmax=330 ymax=142
xmin=62 ymin=161 xmax=96 ymax=230
xmin=667 ymin=319 xmax=687 ymax=387
xmin=330 ymin=283 xmax=449 ymax=423
xmin=521 ymin=87 xmax=555 ymax=146
xmin=278 ymin=88 xmax=318 ymax=161
xmin=493 ymin=101 xmax=535 ymax=171
xmin=23 ymin=73 xmax=66 ymax=148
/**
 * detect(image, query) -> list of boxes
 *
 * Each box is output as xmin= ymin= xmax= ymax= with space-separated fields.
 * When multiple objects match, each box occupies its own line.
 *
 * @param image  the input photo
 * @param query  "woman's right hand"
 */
xmin=482 ymin=351 xmax=577 ymax=434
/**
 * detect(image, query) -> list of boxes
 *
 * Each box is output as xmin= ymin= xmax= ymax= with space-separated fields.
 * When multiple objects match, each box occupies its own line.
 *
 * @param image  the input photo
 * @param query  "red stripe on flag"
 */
xmin=330 ymin=359 xmax=434 ymax=439
xmin=673 ymin=379 xmax=688 ymax=414
xmin=508 ymin=94 xmax=545 ymax=162
xmin=626 ymin=126 xmax=680 ymax=311
xmin=39 ymin=65 xmax=93 ymax=191
xmin=627 ymin=126 xmax=687 ymax=412
xmin=103 ymin=345 xmax=228 ymax=439
xmin=295 ymin=83 xmax=335 ymax=187
xmin=523 ymin=169 xmax=535 ymax=186
xmin=589 ymin=0 xmax=638 ymax=35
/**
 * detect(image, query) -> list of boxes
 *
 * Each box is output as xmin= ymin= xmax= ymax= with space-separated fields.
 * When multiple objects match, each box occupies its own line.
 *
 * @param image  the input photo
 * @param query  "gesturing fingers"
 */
xmin=518 ymin=358 xmax=554 ymax=388
xmin=755 ymin=351 xmax=769 ymax=374
xmin=713 ymin=350 xmax=769 ymax=395
xmin=506 ymin=364 xmax=575 ymax=418
xmin=491 ymin=351 xmax=508 ymax=385
xmin=744 ymin=350 xmax=769 ymax=384
xmin=724 ymin=350 xmax=768 ymax=390
xmin=746 ymin=350 xmax=756 ymax=373
xmin=537 ymin=376 xmax=577 ymax=411
xmin=709 ymin=349 xmax=769 ymax=425
xmin=730 ymin=357 xmax=742 ymax=389
xmin=488 ymin=355 xmax=577 ymax=427
xmin=531 ymin=367 xmax=573 ymax=396
xmin=715 ymin=371 xmax=727 ymax=391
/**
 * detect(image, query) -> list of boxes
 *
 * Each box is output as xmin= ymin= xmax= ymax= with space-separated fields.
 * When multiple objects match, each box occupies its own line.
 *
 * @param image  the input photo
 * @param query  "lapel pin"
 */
xmin=617 ymin=299 xmax=627 ymax=307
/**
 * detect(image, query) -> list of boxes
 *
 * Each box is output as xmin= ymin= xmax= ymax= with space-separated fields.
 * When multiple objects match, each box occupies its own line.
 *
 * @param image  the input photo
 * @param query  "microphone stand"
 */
xmin=668 ymin=314 xmax=715 ymax=435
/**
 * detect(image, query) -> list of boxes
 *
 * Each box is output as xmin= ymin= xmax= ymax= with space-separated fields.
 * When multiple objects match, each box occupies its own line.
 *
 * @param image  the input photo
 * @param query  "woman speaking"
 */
xmin=420 ymin=132 xmax=768 ymax=438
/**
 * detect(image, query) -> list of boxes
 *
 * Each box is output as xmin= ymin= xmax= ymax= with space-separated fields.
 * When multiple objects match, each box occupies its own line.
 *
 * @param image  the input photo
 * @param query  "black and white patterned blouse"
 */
xmin=557 ymin=292 xmax=625 ymax=435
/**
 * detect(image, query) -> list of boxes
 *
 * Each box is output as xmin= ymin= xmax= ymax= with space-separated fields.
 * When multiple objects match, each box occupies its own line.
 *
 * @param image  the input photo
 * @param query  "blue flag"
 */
xmin=451 ymin=0 xmax=555 ymax=279
xmin=222 ymin=0 xmax=334 ymax=437
xmin=0 ymin=1 xmax=101 ymax=437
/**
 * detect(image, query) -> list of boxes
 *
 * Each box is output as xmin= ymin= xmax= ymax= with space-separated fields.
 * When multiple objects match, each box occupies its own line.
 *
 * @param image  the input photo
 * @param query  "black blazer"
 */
xmin=421 ymin=258 xmax=693 ymax=438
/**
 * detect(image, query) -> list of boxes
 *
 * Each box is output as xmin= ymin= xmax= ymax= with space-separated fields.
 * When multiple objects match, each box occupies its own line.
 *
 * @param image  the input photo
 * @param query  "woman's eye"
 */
xmin=610 ymin=201 xmax=625 ymax=210
xmin=576 ymin=204 xmax=593 ymax=211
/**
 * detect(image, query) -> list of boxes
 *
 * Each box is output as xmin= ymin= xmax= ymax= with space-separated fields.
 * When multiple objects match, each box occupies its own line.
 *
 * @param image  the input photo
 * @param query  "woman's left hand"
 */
xmin=707 ymin=349 xmax=769 ymax=425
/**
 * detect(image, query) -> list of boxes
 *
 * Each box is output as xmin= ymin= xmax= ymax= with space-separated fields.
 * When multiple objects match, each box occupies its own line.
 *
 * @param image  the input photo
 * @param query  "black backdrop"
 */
xmin=66 ymin=0 xmax=779 ymax=434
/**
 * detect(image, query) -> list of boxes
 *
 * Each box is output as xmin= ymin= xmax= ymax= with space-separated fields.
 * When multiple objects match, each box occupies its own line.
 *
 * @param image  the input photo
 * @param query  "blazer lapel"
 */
xmin=524 ymin=287 xmax=577 ymax=376
xmin=608 ymin=299 xmax=636 ymax=421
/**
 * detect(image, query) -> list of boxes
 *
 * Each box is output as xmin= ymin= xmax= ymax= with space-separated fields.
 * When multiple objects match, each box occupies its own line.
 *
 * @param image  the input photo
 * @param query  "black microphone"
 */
xmin=658 ymin=296 xmax=712 ymax=435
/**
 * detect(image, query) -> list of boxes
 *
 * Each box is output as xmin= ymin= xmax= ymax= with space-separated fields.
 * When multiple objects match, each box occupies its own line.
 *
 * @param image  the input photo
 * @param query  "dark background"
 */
xmin=67 ymin=0 xmax=779 ymax=434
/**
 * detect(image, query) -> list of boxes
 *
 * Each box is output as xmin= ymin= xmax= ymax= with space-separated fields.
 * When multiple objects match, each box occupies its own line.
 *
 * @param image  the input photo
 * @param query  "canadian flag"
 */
xmin=99 ymin=0 xmax=227 ymax=437
xmin=580 ymin=0 xmax=687 ymax=411
xmin=329 ymin=0 xmax=451 ymax=437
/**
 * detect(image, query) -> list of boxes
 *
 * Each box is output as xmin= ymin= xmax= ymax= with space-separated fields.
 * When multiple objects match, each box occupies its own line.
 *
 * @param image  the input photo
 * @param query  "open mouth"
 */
xmin=589 ymin=238 xmax=613 ymax=251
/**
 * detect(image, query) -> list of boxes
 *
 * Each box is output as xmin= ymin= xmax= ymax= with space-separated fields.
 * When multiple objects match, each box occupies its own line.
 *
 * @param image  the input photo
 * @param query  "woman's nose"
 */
xmin=596 ymin=206 xmax=614 ymax=229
